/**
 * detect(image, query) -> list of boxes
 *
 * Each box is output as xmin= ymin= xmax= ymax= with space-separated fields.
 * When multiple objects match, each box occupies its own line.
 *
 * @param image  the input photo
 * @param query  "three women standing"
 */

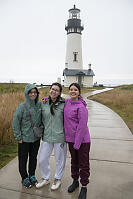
xmin=13 ymin=82 xmax=90 ymax=199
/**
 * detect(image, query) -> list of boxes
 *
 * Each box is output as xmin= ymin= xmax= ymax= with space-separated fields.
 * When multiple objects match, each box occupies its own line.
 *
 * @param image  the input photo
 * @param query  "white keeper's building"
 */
xmin=63 ymin=5 xmax=95 ymax=87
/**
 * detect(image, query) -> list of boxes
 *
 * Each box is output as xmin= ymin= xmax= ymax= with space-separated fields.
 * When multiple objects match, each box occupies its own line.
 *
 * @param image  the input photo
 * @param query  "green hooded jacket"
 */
xmin=42 ymin=97 xmax=65 ymax=143
xmin=12 ymin=84 xmax=42 ymax=142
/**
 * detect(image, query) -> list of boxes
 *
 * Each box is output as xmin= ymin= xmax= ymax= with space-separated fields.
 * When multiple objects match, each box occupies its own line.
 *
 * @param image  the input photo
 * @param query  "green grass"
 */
xmin=120 ymin=84 xmax=133 ymax=90
xmin=0 ymin=142 xmax=18 ymax=169
xmin=0 ymin=83 xmax=27 ymax=93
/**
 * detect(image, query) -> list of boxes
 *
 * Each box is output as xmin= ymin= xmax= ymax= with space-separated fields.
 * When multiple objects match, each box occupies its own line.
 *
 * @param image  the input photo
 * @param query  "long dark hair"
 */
xmin=69 ymin=82 xmax=81 ymax=96
xmin=49 ymin=82 xmax=64 ymax=115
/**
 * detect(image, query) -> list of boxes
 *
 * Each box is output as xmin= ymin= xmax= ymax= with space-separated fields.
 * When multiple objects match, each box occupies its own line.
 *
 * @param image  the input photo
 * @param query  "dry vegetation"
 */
xmin=0 ymin=92 xmax=24 ymax=144
xmin=88 ymin=85 xmax=133 ymax=134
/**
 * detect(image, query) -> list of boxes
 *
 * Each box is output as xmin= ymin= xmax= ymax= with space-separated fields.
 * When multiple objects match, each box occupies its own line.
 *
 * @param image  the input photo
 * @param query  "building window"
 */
xmin=73 ymin=52 xmax=78 ymax=62
xmin=72 ymin=13 xmax=77 ymax=19
xmin=77 ymin=28 xmax=81 ymax=33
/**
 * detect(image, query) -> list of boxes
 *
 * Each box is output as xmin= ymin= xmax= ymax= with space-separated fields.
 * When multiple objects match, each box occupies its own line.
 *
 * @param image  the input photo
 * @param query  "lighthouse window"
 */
xmin=73 ymin=52 xmax=78 ymax=62
xmin=72 ymin=13 xmax=77 ymax=19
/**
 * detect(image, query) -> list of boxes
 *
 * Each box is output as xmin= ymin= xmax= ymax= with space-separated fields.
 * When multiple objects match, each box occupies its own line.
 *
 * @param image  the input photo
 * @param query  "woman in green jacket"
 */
xmin=36 ymin=82 xmax=67 ymax=190
xmin=12 ymin=84 xmax=42 ymax=188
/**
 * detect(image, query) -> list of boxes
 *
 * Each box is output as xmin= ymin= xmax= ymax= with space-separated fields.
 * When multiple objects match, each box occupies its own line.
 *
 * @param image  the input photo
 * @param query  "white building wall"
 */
xmin=57 ymin=77 xmax=61 ymax=84
xmin=64 ymin=75 xmax=93 ymax=87
xmin=64 ymin=75 xmax=77 ymax=87
xmin=82 ymin=76 xmax=93 ymax=87
xmin=65 ymin=33 xmax=83 ymax=69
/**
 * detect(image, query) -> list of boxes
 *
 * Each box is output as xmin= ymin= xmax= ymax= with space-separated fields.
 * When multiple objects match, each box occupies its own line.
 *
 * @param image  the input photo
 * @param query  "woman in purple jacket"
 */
xmin=64 ymin=83 xmax=91 ymax=199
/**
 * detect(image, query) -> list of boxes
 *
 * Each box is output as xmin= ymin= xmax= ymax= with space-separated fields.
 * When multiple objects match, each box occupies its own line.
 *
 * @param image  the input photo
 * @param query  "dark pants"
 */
xmin=68 ymin=142 xmax=91 ymax=186
xmin=18 ymin=140 xmax=40 ymax=180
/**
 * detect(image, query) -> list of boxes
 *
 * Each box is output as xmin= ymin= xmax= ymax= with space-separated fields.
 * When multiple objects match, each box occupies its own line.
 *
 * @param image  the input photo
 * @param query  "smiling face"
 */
xmin=69 ymin=85 xmax=80 ymax=101
xmin=28 ymin=88 xmax=37 ymax=100
xmin=49 ymin=85 xmax=61 ymax=101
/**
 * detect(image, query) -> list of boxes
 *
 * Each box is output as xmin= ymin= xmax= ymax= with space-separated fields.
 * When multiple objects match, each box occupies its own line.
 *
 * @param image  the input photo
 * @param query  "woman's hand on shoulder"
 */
xmin=42 ymin=97 xmax=48 ymax=104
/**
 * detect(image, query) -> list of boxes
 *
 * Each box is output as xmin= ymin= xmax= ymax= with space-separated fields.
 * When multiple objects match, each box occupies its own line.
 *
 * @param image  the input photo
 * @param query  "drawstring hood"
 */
xmin=25 ymin=84 xmax=39 ymax=105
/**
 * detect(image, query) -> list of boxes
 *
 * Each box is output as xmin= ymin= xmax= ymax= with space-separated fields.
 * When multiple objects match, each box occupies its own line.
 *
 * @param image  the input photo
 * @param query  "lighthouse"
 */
xmin=65 ymin=5 xmax=83 ymax=70
xmin=63 ymin=5 xmax=95 ymax=87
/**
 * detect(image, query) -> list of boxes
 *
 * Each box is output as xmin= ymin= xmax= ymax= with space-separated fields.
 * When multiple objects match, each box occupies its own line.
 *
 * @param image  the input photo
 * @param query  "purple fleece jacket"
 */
xmin=64 ymin=97 xmax=90 ymax=150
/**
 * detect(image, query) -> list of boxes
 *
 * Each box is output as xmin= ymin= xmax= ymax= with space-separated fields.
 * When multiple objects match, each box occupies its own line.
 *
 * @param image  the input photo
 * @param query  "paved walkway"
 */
xmin=0 ymin=89 xmax=133 ymax=199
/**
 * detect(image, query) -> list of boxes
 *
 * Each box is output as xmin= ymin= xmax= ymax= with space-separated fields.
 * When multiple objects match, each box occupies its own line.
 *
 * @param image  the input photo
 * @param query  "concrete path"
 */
xmin=0 ymin=90 xmax=133 ymax=199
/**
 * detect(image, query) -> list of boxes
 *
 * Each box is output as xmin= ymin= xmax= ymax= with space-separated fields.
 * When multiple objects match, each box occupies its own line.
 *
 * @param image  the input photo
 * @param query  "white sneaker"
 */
xmin=36 ymin=179 xmax=50 ymax=188
xmin=51 ymin=179 xmax=61 ymax=190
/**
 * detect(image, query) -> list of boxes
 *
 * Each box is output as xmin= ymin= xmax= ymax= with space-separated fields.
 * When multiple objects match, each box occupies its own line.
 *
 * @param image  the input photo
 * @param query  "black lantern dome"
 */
xmin=65 ymin=5 xmax=84 ymax=34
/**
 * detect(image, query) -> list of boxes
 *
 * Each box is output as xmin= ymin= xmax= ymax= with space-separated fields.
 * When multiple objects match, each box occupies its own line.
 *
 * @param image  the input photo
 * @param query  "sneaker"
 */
xmin=22 ymin=177 xmax=32 ymax=188
xmin=51 ymin=179 xmax=61 ymax=190
xmin=36 ymin=178 xmax=50 ymax=188
xmin=68 ymin=180 xmax=79 ymax=193
xmin=78 ymin=187 xmax=87 ymax=199
xmin=29 ymin=175 xmax=38 ymax=186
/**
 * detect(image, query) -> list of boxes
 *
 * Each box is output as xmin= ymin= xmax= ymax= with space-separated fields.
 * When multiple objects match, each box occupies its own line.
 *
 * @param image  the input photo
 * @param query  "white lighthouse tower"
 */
xmin=63 ymin=5 xmax=95 ymax=87
xmin=65 ymin=5 xmax=83 ymax=70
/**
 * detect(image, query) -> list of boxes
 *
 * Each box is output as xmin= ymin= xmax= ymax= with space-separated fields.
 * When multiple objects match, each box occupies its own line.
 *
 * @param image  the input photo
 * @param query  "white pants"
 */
xmin=39 ymin=142 xmax=67 ymax=180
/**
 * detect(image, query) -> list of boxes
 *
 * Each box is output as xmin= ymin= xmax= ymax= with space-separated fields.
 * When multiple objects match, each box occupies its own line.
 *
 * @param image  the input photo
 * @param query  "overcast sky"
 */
xmin=0 ymin=0 xmax=133 ymax=85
